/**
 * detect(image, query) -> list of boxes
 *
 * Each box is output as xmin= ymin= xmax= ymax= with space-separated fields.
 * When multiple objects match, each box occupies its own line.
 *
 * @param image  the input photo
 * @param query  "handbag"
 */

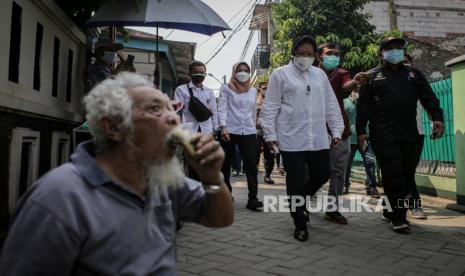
xmin=187 ymin=84 xmax=213 ymax=122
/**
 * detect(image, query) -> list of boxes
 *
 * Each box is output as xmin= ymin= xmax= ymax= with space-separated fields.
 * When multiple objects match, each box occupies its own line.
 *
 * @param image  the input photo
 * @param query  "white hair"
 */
xmin=83 ymin=72 xmax=152 ymax=153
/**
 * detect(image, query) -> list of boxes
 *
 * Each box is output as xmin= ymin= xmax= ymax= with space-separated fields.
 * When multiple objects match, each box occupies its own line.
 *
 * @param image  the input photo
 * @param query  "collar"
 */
xmin=381 ymin=62 xmax=407 ymax=71
xmin=188 ymin=81 xmax=204 ymax=90
xmin=71 ymin=141 xmax=113 ymax=187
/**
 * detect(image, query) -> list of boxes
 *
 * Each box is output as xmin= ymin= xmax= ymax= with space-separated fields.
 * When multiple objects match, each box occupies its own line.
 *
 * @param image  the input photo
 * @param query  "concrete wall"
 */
xmin=0 ymin=0 xmax=87 ymax=123
xmin=365 ymin=0 xmax=465 ymax=38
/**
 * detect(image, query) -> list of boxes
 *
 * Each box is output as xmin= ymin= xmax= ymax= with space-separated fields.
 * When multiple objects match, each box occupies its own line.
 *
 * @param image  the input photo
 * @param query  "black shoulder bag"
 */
xmin=187 ymin=84 xmax=213 ymax=122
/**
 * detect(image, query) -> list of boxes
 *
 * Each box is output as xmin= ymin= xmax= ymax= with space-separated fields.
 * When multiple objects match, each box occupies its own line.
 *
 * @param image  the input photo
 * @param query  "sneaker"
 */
xmin=325 ymin=211 xmax=348 ymax=224
xmin=246 ymin=198 xmax=264 ymax=211
xmin=391 ymin=221 xmax=410 ymax=232
xmin=279 ymin=168 xmax=285 ymax=175
xmin=367 ymin=187 xmax=381 ymax=199
xmin=264 ymin=176 xmax=275 ymax=184
xmin=343 ymin=186 xmax=349 ymax=195
xmin=410 ymin=208 xmax=427 ymax=219
xmin=235 ymin=171 xmax=243 ymax=176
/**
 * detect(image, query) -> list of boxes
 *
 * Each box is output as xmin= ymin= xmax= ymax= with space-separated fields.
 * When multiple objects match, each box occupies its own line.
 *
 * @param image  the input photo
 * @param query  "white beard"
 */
xmin=146 ymin=156 xmax=186 ymax=193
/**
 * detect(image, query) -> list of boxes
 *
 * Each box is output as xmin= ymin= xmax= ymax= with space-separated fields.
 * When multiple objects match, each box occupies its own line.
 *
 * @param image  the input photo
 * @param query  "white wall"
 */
xmin=0 ymin=0 xmax=87 ymax=122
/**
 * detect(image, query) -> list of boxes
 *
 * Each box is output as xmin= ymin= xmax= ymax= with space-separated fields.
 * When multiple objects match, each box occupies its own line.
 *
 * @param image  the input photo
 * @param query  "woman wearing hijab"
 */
xmin=260 ymin=35 xmax=344 ymax=241
xmin=218 ymin=62 xmax=263 ymax=211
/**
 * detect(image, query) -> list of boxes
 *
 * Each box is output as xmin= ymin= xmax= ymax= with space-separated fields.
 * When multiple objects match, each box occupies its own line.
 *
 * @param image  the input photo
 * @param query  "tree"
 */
xmin=271 ymin=0 xmax=376 ymax=71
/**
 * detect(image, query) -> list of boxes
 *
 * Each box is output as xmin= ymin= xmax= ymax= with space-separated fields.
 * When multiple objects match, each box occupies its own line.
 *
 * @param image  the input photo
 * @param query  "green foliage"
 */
xmin=271 ymin=0 xmax=413 ymax=72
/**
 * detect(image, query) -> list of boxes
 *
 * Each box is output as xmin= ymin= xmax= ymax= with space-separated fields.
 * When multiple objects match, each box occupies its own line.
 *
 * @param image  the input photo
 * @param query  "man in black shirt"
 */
xmin=356 ymin=37 xmax=444 ymax=232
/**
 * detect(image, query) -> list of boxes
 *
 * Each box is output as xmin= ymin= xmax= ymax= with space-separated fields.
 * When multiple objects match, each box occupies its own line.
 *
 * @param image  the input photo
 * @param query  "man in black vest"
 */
xmin=356 ymin=37 xmax=444 ymax=232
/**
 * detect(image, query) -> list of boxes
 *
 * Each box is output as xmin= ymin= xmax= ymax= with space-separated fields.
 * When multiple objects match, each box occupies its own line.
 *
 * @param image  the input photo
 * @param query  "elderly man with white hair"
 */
xmin=0 ymin=72 xmax=234 ymax=275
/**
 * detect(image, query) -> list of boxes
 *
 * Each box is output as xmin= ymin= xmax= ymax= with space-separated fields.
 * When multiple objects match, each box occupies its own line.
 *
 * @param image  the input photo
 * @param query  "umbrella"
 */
xmin=87 ymin=0 xmax=231 ymax=86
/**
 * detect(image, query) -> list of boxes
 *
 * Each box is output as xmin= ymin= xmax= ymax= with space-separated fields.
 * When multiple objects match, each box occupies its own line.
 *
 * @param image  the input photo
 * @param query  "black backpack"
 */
xmin=187 ymin=85 xmax=213 ymax=122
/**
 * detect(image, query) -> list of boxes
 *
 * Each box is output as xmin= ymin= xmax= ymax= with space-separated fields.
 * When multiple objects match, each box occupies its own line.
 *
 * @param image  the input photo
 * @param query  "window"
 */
xmin=33 ymin=23 xmax=44 ymax=91
xmin=8 ymin=2 xmax=22 ymax=83
xmin=8 ymin=128 xmax=40 ymax=213
xmin=51 ymin=132 xmax=70 ymax=168
xmin=66 ymin=49 xmax=73 ymax=102
xmin=52 ymin=37 xmax=60 ymax=97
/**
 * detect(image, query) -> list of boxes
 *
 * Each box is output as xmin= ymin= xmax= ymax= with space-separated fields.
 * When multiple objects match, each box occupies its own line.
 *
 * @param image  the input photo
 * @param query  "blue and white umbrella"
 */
xmin=87 ymin=0 xmax=231 ymax=86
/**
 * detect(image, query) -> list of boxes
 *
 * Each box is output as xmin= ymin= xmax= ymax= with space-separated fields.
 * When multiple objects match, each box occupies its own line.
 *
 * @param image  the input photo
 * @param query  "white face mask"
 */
xmin=235 ymin=72 xmax=250 ymax=83
xmin=293 ymin=56 xmax=314 ymax=71
xmin=102 ymin=51 xmax=117 ymax=64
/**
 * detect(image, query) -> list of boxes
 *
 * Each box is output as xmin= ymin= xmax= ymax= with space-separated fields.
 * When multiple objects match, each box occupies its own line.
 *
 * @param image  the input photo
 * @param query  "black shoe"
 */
xmin=264 ymin=176 xmax=275 ymax=184
xmin=325 ymin=211 xmax=348 ymax=224
xmin=343 ymin=186 xmax=349 ymax=195
xmin=367 ymin=187 xmax=381 ymax=198
xmin=246 ymin=198 xmax=264 ymax=210
xmin=391 ymin=220 xmax=410 ymax=232
xmin=293 ymin=225 xmax=309 ymax=242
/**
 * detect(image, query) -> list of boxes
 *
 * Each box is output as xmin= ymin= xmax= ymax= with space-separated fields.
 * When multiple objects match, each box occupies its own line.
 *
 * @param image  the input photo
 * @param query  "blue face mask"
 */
xmin=322 ymin=55 xmax=340 ymax=70
xmin=383 ymin=49 xmax=404 ymax=64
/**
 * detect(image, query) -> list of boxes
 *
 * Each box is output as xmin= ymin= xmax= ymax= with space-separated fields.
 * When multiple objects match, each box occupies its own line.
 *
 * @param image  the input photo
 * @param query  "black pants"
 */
xmin=281 ymin=150 xmax=330 ymax=227
xmin=221 ymin=134 xmax=258 ymax=200
xmin=371 ymin=138 xmax=423 ymax=223
xmin=406 ymin=135 xmax=425 ymax=208
xmin=257 ymin=135 xmax=276 ymax=176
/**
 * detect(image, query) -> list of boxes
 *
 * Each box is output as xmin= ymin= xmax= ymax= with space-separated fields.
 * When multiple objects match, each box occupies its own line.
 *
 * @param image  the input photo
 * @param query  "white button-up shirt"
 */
xmin=218 ymin=85 xmax=257 ymax=135
xmin=260 ymin=61 xmax=344 ymax=152
xmin=175 ymin=81 xmax=218 ymax=134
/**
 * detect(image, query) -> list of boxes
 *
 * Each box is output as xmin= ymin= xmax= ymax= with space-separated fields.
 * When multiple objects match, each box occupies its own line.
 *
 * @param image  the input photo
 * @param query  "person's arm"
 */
xmin=324 ymin=73 xmax=344 ymax=142
xmin=414 ymin=69 xmax=444 ymax=139
xmin=184 ymin=134 xmax=233 ymax=227
xmin=252 ymin=88 xmax=258 ymax=128
xmin=217 ymin=85 xmax=228 ymax=128
xmin=260 ymin=71 xmax=282 ymax=144
xmin=209 ymin=90 xmax=219 ymax=132
xmin=343 ymin=71 xmax=368 ymax=94
xmin=0 ymin=201 xmax=80 ymax=275
xmin=356 ymin=81 xmax=372 ymax=146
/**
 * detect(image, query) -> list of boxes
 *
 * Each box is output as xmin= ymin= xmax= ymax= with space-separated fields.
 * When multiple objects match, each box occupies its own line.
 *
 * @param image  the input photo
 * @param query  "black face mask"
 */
xmin=191 ymin=74 xmax=206 ymax=84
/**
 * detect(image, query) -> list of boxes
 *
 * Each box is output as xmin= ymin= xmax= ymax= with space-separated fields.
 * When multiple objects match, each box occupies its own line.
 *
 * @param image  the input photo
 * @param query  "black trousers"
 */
xmin=406 ymin=135 xmax=425 ymax=208
xmin=257 ymin=134 xmax=276 ymax=176
xmin=221 ymin=134 xmax=258 ymax=200
xmin=371 ymin=138 xmax=423 ymax=223
xmin=281 ymin=150 xmax=330 ymax=227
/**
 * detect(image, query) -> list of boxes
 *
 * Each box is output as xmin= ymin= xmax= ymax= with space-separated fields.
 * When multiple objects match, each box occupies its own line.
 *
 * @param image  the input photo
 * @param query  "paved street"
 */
xmin=177 ymin=169 xmax=465 ymax=276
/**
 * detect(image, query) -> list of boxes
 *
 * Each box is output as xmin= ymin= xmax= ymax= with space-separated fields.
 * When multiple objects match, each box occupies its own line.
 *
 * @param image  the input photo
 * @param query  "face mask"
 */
xmin=235 ymin=72 xmax=250 ymax=83
xmin=293 ymin=56 xmax=314 ymax=71
xmin=322 ymin=55 xmax=340 ymax=70
xmin=102 ymin=51 xmax=117 ymax=64
xmin=383 ymin=49 xmax=404 ymax=64
xmin=191 ymin=73 xmax=206 ymax=84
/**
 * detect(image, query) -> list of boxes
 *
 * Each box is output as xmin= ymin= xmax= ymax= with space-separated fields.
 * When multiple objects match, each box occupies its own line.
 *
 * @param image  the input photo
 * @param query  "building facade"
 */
xmin=0 ymin=0 xmax=88 ymax=242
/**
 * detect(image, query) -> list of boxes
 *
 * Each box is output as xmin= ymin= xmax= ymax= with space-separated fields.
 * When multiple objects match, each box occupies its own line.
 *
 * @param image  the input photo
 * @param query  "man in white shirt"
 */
xmin=260 ymin=35 xmax=344 ymax=242
xmin=175 ymin=61 xmax=218 ymax=180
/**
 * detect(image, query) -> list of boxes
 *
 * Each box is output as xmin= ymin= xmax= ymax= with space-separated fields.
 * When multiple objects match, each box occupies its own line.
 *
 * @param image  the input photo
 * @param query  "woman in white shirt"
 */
xmin=218 ymin=62 xmax=263 ymax=211
xmin=260 ymin=35 xmax=344 ymax=241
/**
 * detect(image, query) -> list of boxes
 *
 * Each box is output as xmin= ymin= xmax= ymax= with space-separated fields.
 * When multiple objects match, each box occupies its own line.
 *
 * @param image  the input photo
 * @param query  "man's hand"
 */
xmin=266 ymin=141 xmax=278 ymax=153
xmin=186 ymin=133 xmax=225 ymax=184
xmin=353 ymin=72 xmax=368 ymax=85
xmin=357 ymin=134 xmax=369 ymax=149
xmin=432 ymin=121 xmax=444 ymax=140
xmin=220 ymin=127 xmax=230 ymax=142
xmin=331 ymin=138 xmax=341 ymax=148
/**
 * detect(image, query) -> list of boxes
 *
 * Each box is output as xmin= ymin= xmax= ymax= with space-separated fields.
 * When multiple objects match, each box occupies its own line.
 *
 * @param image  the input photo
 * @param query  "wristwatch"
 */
xmin=202 ymin=172 xmax=224 ymax=194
